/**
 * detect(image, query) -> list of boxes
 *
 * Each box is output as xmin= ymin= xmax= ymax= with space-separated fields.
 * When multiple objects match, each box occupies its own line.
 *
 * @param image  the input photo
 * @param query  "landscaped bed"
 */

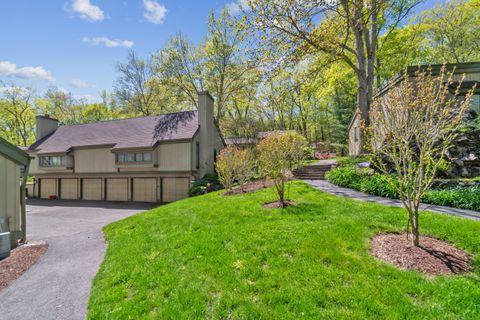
xmin=88 ymin=181 xmax=480 ymax=319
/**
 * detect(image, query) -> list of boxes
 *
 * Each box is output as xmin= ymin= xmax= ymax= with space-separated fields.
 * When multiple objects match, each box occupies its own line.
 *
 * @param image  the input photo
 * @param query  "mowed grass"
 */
xmin=88 ymin=181 xmax=480 ymax=319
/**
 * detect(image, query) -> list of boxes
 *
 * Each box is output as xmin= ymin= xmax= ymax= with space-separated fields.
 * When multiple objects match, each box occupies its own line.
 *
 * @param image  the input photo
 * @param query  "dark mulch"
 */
xmin=223 ymin=180 xmax=274 ymax=196
xmin=0 ymin=241 xmax=48 ymax=291
xmin=262 ymin=200 xmax=296 ymax=209
xmin=371 ymin=233 xmax=471 ymax=276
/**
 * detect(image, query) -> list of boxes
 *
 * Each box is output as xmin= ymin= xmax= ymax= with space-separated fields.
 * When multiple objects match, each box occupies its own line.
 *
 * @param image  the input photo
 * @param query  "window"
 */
xmin=116 ymin=152 xmax=152 ymax=163
xmin=471 ymin=94 xmax=480 ymax=115
xmin=39 ymin=155 xmax=64 ymax=167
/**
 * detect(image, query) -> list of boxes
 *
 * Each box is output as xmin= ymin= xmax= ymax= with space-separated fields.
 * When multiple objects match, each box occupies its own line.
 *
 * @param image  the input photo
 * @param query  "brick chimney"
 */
xmin=36 ymin=115 xmax=58 ymax=141
xmin=197 ymin=91 xmax=215 ymax=177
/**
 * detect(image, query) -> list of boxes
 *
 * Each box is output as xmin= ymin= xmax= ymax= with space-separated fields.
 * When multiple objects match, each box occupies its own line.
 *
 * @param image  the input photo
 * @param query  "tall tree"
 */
xmin=244 ymin=0 xmax=419 ymax=126
xmin=0 ymin=84 xmax=36 ymax=146
xmin=115 ymin=50 xmax=160 ymax=116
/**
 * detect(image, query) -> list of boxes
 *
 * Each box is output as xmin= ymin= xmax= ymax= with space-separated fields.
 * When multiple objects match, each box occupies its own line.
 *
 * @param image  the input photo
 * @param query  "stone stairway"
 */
xmin=293 ymin=163 xmax=334 ymax=180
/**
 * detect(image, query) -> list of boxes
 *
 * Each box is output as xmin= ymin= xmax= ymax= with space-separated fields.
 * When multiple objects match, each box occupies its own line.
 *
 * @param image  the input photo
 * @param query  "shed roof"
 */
xmin=0 ymin=138 xmax=30 ymax=166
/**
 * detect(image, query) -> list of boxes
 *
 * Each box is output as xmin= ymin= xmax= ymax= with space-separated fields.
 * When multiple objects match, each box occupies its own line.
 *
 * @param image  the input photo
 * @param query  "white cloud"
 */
xmin=143 ymin=0 xmax=167 ymax=24
xmin=69 ymin=78 xmax=94 ymax=88
xmin=82 ymin=36 xmax=134 ymax=48
xmin=0 ymin=61 xmax=55 ymax=82
xmin=70 ymin=0 xmax=105 ymax=21
xmin=225 ymin=0 xmax=250 ymax=15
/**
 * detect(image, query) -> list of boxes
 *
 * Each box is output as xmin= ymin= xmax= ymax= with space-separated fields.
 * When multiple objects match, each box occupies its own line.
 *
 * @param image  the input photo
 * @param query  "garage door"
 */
xmin=82 ymin=179 xmax=102 ymax=201
xmin=40 ymin=179 xmax=56 ymax=199
xmin=162 ymin=178 xmax=190 ymax=203
xmin=133 ymin=178 xmax=157 ymax=202
xmin=106 ymin=178 xmax=129 ymax=201
xmin=60 ymin=179 xmax=78 ymax=200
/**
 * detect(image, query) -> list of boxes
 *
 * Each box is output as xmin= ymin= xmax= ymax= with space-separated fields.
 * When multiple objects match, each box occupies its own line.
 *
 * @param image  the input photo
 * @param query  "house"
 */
xmin=0 ymin=137 xmax=30 ymax=249
xmin=27 ymin=91 xmax=225 ymax=203
xmin=349 ymin=62 xmax=480 ymax=158
xmin=225 ymin=130 xmax=297 ymax=149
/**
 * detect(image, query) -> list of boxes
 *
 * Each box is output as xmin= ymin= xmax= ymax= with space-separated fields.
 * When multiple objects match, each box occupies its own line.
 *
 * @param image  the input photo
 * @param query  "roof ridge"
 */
xmin=55 ymin=109 xmax=197 ymax=128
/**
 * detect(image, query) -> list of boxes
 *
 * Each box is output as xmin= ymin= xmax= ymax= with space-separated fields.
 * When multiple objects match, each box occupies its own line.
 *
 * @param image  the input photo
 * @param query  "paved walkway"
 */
xmin=306 ymin=180 xmax=480 ymax=221
xmin=0 ymin=200 xmax=154 ymax=320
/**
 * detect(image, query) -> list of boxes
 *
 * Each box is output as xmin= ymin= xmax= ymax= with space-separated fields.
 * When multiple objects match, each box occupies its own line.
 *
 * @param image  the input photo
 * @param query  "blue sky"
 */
xmin=0 ymin=0 xmax=443 ymax=103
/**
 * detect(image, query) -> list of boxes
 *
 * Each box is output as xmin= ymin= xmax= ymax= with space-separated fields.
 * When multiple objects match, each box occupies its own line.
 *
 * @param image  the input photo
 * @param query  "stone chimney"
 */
xmin=36 ymin=115 xmax=58 ymax=141
xmin=198 ymin=91 xmax=215 ymax=177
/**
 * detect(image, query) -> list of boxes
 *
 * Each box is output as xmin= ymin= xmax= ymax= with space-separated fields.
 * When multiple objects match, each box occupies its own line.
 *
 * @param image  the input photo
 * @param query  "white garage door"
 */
xmin=40 ymin=179 xmax=57 ymax=199
xmin=106 ymin=178 xmax=129 ymax=201
xmin=162 ymin=178 xmax=190 ymax=203
xmin=133 ymin=178 xmax=157 ymax=202
xmin=60 ymin=179 xmax=78 ymax=200
xmin=82 ymin=179 xmax=102 ymax=201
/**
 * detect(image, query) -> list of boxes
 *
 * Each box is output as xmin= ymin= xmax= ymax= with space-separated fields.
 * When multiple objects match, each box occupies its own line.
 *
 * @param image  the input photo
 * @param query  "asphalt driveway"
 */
xmin=0 ymin=199 xmax=155 ymax=320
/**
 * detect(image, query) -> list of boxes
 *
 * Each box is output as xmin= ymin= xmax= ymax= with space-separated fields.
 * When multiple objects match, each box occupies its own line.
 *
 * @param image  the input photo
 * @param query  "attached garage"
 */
xmin=133 ymin=178 xmax=157 ymax=202
xmin=162 ymin=178 xmax=190 ymax=203
xmin=106 ymin=178 xmax=129 ymax=201
xmin=60 ymin=178 xmax=78 ymax=200
xmin=40 ymin=178 xmax=57 ymax=199
xmin=82 ymin=178 xmax=102 ymax=201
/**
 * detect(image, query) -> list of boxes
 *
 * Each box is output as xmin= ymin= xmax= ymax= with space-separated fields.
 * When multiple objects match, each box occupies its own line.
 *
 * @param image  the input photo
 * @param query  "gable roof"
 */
xmin=29 ymin=111 xmax=199 ymax=154
xmin=0 ymin=137 xmax=30 ymax=166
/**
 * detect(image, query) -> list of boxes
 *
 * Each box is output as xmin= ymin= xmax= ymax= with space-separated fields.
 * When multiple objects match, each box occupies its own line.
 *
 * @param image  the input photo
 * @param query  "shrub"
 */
xmin=258 ymin=131 xmax=307 ymax=207
xmin=215 ymin=145 xmax=238 ymax=192
xmin=336 ymin=156 xmax=370 ymax=168
xmin=235 ymin=148 xmax=256 ymax=189
xmin=423 ymin=186 xmax=480 ymax=211
xmin=189 ymin=173 xmax=223 ymax=196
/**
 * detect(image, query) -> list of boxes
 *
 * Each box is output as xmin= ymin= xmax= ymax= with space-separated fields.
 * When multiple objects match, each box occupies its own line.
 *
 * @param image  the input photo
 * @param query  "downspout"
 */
xmin=20 ymin=157 xmax=31 ymax=244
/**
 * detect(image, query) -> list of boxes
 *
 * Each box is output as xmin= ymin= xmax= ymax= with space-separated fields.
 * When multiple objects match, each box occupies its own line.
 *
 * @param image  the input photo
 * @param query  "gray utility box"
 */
xmin=0 ymin=232 xmax=11 ymax=260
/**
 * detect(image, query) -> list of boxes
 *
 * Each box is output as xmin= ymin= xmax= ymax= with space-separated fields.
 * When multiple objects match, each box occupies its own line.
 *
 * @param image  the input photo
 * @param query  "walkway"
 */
xmin=306 ymin=180 xmax=480 ymax=221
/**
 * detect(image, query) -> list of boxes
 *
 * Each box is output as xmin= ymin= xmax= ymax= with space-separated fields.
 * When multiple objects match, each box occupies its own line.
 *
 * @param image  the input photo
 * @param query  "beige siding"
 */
xmin=106 ymin=178 xmax=129 ymax=201
xmin=60 ymin=178 xmax=78 ymax=200
xmin=158 ymin=143 xmax=191 ymax=171
xmin=40 ymin=178 xmax=57 ymax=199
xmin=162 ymin=178 xmax=189 ymax=202
xmin=0 ymin=155 xmax=21 ymax=233
xmin=133 ymin=178 xmax=157 ymax=202
xmin=82 ymin=179 xmax=102 ymax=200
xmin=75 ymin=148 xmax=116 ymax=173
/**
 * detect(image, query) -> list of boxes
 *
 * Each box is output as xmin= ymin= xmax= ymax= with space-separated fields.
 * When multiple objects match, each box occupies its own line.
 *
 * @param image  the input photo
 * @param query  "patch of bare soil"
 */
xmin=223 ymin=180 xmax=273 ymax=196
xmin=0 ymin=241 xmax=48 ymax=291
xmin=371 ymin=233 xmax=471 ymax=276
xmin=262 ymin=200 xmax=296 ymax=209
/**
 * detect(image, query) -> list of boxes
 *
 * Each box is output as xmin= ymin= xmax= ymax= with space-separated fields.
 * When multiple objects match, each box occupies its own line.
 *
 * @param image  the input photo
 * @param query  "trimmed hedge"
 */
xmin=326 ymin=165 xmax=480 ymax=211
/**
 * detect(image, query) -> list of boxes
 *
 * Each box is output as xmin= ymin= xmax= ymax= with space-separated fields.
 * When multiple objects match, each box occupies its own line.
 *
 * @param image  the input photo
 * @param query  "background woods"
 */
xmin=2 ymin=0 xmax=479 ymax=149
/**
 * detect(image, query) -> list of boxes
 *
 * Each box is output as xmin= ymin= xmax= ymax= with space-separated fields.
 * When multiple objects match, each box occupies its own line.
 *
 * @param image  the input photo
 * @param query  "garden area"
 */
xmin=88 ymin=181 xmax=480 ymax=319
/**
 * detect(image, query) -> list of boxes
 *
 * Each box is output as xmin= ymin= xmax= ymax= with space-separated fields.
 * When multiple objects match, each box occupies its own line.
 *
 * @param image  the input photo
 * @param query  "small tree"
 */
xmin=215 ymin=145 xmax=238 ymax=192
xmin=257 ymin=131 xmax=307 ymax=207
xmin=368 ymin=67 xmax=474 ymax=246
xmin=235 ymin=148 xmax=256 ymax=190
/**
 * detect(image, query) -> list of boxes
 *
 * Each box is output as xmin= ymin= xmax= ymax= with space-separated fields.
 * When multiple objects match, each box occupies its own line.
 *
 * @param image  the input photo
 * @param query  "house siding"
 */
xmin=74 ymin=148 xmax=116 ymax=173
xmin=0 ymin=155 xmax=21 ymax=234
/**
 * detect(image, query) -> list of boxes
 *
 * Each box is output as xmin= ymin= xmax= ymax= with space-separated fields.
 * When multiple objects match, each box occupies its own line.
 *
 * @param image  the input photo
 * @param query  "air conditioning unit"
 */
xmin=0 ymin=232 xmax=11 ymax=260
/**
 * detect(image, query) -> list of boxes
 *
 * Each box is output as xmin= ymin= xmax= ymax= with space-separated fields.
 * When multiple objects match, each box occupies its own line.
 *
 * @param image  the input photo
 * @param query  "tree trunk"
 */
xmin=412 ymin=209 xmax=420 ymax=247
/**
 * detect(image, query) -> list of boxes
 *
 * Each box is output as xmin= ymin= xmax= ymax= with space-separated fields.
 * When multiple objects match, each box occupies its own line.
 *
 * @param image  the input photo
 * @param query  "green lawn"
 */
xmin=88 ymin=181 xmax=480 ymax=319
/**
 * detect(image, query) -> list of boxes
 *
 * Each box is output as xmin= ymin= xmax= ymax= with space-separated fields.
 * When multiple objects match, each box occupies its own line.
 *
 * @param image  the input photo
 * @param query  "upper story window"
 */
xmin=117 ymin=152 xmax=152 ymax=163
xmin=39 ymin=155 xmax=64 ymax=167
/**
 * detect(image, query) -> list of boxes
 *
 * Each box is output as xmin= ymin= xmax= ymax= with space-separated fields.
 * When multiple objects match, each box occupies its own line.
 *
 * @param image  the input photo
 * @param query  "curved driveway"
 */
xmin=0 ymin=199 xmax=154 ymax=320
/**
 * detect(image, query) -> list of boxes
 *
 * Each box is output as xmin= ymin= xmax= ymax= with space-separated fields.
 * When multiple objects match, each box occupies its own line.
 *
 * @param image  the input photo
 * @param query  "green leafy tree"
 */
xmin=257 ymin=131 xmax=307 ymax=207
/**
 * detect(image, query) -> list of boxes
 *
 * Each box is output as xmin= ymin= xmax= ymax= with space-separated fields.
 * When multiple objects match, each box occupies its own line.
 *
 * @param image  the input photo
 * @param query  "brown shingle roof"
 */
xmin=29 ymin=111 xmax=198 ymax=154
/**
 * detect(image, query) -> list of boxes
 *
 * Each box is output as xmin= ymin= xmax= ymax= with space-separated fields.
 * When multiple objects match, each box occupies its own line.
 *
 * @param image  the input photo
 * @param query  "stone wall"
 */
xmin=445 ymin=130 xmax=480 ymax=178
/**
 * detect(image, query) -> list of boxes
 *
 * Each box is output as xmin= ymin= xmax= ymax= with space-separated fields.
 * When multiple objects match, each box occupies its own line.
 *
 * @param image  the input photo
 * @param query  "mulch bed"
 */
xmin=0 ymin=241 xmax=48 ymax=291
xmin=262 ymin=200 xmax=296 ymax=209
xmin=371 ymin=233 xmax=471 ymax=276
xmin=223 ymin=180 xmax=273 ymax=196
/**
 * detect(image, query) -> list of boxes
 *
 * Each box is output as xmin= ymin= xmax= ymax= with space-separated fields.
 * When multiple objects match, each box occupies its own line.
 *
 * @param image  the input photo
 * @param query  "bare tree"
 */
xmin=368 ymin=67 xmax=474 ymax=246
